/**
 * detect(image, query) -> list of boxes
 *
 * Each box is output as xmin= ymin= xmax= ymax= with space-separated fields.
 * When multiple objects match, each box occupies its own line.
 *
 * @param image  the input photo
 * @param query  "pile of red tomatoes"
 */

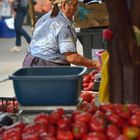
xmin=1 ymin=102 xmax=140 ymax=140
xmin=82 ymin=70 xmax=99 ymax=91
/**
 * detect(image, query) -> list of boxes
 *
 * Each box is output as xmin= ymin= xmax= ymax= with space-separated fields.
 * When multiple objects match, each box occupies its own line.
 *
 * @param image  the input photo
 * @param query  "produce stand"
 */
xmin=3 ymin=1 xmax=140 ymax=139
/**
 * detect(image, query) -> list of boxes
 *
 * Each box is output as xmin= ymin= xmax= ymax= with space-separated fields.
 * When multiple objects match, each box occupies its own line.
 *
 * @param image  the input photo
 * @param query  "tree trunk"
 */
xmin=130 ymin=0 xmax=140 ymax=104
xmin=130 ymin=0 xmax=140 ymax=28
xmin=105 ymin=0 xmax=139 ymax=104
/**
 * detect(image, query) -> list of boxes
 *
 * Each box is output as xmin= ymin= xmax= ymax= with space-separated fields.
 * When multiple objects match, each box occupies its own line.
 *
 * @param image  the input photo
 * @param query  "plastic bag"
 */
xmin=98 ymin=51 xmax=109 ymax=103
xmin=4 ymin=17 xmax=14 ymax=30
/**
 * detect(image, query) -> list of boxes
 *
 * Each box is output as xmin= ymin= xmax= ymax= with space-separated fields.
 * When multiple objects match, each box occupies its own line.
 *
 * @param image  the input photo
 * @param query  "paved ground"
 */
xmin=0 ymin=26 xmax=31 ymax=97
xmin=0 ymin=26 xmax=84 ymax=98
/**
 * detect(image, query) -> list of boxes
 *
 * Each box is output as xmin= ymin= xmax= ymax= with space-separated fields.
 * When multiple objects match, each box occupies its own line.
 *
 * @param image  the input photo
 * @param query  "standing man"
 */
xmin=9 ymin=0 xmax=31 ymax=52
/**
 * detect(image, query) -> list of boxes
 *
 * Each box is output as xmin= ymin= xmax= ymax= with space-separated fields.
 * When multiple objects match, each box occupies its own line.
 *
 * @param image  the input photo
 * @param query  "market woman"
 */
xmin=23 ymin=0 xmax=100 ymax=68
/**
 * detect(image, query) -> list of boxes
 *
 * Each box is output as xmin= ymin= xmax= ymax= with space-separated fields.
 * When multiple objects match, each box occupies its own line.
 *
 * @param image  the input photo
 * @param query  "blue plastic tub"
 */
xmin=9 ymin=66 xmax=87 ymax=106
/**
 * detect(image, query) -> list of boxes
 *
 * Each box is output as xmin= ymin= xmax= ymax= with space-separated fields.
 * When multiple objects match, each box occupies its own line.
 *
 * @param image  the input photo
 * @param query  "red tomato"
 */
xmin=89 ymin=70 xmax=98 ymax=76
xmin=129 ymin=115 xmax=140 ymax=127
xmin=86 ymin=103 xmax=98 ymax=114
xmin=39 ymin=132 xmax=56 ymax=140
xmin=91 ymin=75 xmax=95 ymax=81
xmin=40 ymin=132 xmax=57 ymax=140
xmin=56 ymin=108 xmax=65 ymax=115
xmin=75 ymin=112 xmax=92 ymax=123
xmin=0 ymin=127 xmax=4 ymax=134
xmin=126 ymin=104 xmax=138 ymax=112
xmin=72 ymin=121 xmax=87 ymax=139
xmin=6 ymin=104 xmax=15 ymax=113
xmin=83 ymin=132 xmax=107 ymax=140
xmin=3 ymin=128 xmax=22 ymax=140
xmin=89 ymin=116 xmax=106 ymax=132
xmin=83 ymin=86 xmax=93 ymax=91
xmin=34 ymin=122 xmax=47 ymax=134
xmin=82 ymin=83 xmax=89 ymax=88
xmin=106 ymin=112 xmax=124 ymax=127
xmin=57 ymin=130 xmax=74 ymax=140
xmin=83 ymin=75 xmax=91 ymax=83
xmin=71 ymin=110 xmax=81 ymax=121
xmin=132 ymin=108 xmax=140 ymax=116
xmin=88 ymin=82 xmax=94 ymax=89
xmin=34 ymin=113 xmax=49 ymax=124
xmin=23 ymin=123 xmax=35 ymax=134
xmin=49 ymin=108 xmax=64 ymax=124
xmin=99 ymin=103 xmax=114 ymax=112
xmin=115 ymin=134 xmax=130 ymax=140
xmin=39 ymin=132 xmax=47 ymax=139
xmin=80 ymin=92 xmax=94 ymax=102
xmin=106 ymin=124 xmax=120 ymax=140
xmin=46 ymin=125 xmax=56 ymax=137
xmin=42 ymin=136 xmax=56 ymax=140
xmin=22 ymin=133 xmax=40 ymax=140
xmin=94 ymin=110 xmax=105 ymax=117
xmin=57 ymin=115 xmax=72 ymax=131
xmin=76 ymin=101 xmax=89 ymax=112
xmin=23 ymin=122 xmax=46 ymax=135
xmin=114 ymin=104 xmax=131 ymax=119
xmin=137 ymin=136 xmax=140 ymax=140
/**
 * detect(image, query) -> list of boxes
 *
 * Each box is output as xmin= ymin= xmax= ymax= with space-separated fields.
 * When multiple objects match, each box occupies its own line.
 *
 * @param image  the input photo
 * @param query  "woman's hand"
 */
xmin=92 ymin=60 xmax=101 ymax=71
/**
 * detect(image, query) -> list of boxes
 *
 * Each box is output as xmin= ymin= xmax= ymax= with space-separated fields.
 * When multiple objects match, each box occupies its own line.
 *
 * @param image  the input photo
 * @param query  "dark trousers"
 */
xmin=14 ymin=10 xmax=31 ymax=46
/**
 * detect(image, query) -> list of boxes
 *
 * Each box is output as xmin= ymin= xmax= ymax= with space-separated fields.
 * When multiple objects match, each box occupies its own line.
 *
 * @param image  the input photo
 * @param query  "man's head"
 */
xmin=61 ymin=0 xmax=78 ymax=20
xmin=51 ymin=0 xmax=78 ymax=20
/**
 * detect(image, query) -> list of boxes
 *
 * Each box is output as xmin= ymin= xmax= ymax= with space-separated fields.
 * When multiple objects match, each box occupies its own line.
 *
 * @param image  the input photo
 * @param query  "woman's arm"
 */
xmin=64 ymin=52 xmax=100 ymax=68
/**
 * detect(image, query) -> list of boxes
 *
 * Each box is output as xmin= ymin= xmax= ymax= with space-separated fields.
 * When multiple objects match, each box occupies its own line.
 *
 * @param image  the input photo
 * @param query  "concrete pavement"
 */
xmin=0 ymin=26 xmax=31 ymax=97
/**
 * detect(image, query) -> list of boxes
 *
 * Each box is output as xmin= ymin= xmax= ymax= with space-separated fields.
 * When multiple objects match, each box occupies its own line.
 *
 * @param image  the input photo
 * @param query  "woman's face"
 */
xmin=61 ymin=0 xmax=78 ymax=20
